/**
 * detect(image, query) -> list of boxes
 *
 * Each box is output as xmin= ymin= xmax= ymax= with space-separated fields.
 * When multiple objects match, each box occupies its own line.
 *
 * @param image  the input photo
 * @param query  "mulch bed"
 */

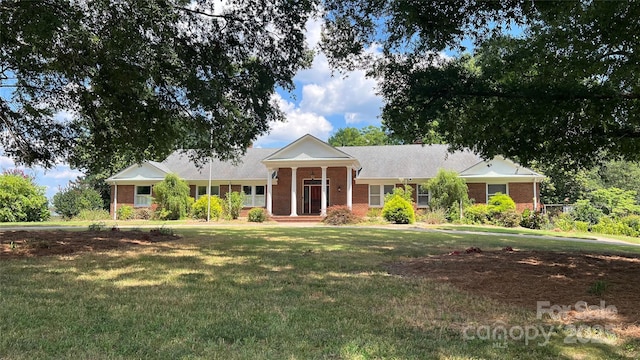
xmin=0 ymin=230 xmax=179 ymax=258
xmin=388 ymin=248 xmax=640 ymax=338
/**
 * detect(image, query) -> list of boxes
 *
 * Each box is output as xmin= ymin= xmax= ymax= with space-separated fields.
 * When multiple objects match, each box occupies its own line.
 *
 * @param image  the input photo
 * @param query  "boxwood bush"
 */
xmin=382 ymin=196 xmax=415 ymax=224
xmin=248 ymin=207 xmax=267 ymax=222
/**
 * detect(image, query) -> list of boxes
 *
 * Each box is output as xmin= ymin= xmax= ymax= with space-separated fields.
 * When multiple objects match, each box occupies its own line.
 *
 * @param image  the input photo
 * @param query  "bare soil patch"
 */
xmin=0 ymin=230 xmax=179 ymax=258
xmin=389 ymin=249 xmax=640 ymax=338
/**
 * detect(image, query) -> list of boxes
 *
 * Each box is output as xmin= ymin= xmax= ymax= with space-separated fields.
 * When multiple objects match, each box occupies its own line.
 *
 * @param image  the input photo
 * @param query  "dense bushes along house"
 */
xmin=106 ymin=134 xmax=544 ymax=219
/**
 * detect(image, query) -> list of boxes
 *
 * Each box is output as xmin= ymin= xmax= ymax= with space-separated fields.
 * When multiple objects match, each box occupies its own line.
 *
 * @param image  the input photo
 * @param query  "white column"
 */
xmin=321 ymin=166 xmax=328 ymax=216
xmin=346 ymin=166 xmax=353 ymax=210
xmin=266 ymin=168 xmax=273 ymax=215
xmin=533 ymin=179 xmax=538 ymax=211
xmin=113 ymin=182 xmax=118 ymax=220
xmin=290 ymin=167 xmax=298 ymax=216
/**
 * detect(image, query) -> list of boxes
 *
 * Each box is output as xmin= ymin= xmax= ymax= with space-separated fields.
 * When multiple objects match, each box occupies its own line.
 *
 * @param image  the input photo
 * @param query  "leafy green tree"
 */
xmin=1 ymin=0 xmax=315 ymax=172
xmin=588 ymin=188 xmax=639 ymax=218
xmin=153 ymin=174 xmax=193 ymax=220
xmin=328 ymin=125 xmax=404 ymax=146
xmin=53 ymin=184 xmax=103 ymax=219
xmin=571 ymin=200 xmax=603 ymax=225
xmin=322 ymin=1 xmax=640 ymax=167
xmin=0 ymin=170 xmax=49 ymax=222
xmin=424 ymin=169 xmax=469 ymax=212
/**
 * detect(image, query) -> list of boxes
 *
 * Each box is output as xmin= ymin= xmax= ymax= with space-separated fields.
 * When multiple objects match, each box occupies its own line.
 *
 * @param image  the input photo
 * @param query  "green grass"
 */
xmin=430 ymin=223 xmax=640 ymax=245
xmin=1 ymin=226 xmax=639 ymax=359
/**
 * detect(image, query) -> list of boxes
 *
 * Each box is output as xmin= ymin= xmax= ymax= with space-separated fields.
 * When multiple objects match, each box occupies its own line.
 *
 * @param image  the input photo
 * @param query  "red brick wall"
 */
xmin=467 ymin=183 xmax=486 ymax=204
xmin=110 ymin=185 xmax=135 ymax=216
xmin=509 ymin=182 xmax=541 ymax=212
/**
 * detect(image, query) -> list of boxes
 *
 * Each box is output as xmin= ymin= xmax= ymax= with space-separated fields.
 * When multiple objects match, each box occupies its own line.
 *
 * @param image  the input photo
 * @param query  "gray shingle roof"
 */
xmin=338 ymin=145 xmax=482 ymax=179
xmin=161 ymin=148 xmax=277 ymax=181
xmin=159 ymin=144 xmax=485 ymax=181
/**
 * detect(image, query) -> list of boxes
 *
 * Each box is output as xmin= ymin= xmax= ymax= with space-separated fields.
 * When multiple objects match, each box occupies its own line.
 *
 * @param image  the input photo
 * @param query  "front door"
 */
xmin=303 ymin=179 xmax=329 ymax=214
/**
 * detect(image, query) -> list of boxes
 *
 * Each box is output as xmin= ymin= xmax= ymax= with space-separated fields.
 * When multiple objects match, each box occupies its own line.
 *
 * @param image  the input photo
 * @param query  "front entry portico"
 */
xmin=261 ymin=134 xmax=361 ymax=217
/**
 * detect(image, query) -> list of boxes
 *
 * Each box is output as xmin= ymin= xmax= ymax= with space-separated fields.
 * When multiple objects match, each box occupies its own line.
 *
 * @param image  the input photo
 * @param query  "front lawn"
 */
xmin=1 ymin=227 xmax=639 ymax=359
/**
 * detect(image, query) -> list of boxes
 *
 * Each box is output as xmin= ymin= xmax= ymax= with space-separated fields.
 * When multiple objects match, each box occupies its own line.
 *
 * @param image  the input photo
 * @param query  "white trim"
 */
xmin=346 ymin=166 xmax=352 ymax=210
xmin=321 ymin=166 xmax=327 ymax=216
xmin=290 ymin=167 xmax=298 ymax=216
xmin=113 ymin=182 xmax=118 ymax=220
xmin=266 ymin=168 xmax=273 ymax=215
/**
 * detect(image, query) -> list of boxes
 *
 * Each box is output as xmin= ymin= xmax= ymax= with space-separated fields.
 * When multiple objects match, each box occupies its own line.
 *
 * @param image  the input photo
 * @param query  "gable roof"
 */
xmin=459 ymin=157 xmax=545 ymax=179
xmin=262 ymin=133 xmax=361 ymax=168
xmin=107 ymin=134 xmax=543 ymax=183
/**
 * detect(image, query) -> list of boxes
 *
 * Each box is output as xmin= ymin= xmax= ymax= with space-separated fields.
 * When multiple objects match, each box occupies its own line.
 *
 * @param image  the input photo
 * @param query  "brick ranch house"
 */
xmin=107 ymin=134 xmax=544 ymax=219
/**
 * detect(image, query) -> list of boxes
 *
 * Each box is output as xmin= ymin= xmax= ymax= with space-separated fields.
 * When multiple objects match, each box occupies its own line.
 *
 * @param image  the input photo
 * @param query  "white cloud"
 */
xmin=298 ymin=57 xmax=383 ymax=125
xmin=43 ymin=167 xmax=84 ymax=180
xmin=0 ymin=155 xmax=15 ymax=168
xmin=255 ymin=94 xmax=333 ymax=147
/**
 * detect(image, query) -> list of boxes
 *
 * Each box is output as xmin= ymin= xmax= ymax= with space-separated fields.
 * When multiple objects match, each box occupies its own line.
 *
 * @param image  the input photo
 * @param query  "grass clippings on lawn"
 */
xmin=389 ymin=249 xmax=640 ymax=338
xmin=0 ymin=229 xmax=179 ymax=258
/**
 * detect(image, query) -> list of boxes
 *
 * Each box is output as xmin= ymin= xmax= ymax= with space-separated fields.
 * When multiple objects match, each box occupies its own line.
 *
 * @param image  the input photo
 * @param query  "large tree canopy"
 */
xmin=1 ymin=0 xmax=315 ymax=172
xmin=322 ymin=1 xmax=640 ymax=167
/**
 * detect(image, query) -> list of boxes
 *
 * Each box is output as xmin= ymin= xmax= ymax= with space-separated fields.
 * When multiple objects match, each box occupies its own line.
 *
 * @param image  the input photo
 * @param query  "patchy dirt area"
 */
xmin=389 ymin=248 xmax=640 ymax=338
xmin=0 ymin=230 xmax=180 ymax=258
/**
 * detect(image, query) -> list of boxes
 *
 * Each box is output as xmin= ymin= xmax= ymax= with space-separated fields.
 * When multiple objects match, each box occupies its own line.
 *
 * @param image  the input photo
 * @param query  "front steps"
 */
xmin=271 ymin=215 xmax=324 ymax=223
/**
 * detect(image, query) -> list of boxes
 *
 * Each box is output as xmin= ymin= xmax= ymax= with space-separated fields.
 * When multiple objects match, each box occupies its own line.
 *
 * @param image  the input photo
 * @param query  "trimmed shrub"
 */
xmin=153 ymin=174 xmax=193 ymax=220
xmin=382 ymin=195 xmax=415 ymax=224
xmin=134 ymin=208 xmax=153 ymax=220
xmin=487 ymin=193 xmax=516 ymax=216
xmin=117 ymin=205 xmax=134 ymax=220
xmin=222 ymin=191 xmax=244 ymax=220
xmin=248 ymin=207 xmax=267 ymax=222
xmin=75 ymin=209 xmax=110 ymax=221
xmin=463 ymin=204 xmax=490 ymax=224
xmin=323 ymin=205 xmax=360 ymax=225
xmin=191 ymin=195 xmax=223 ymax=220
xmin=494 ymin=209 xmax=521 ymax=227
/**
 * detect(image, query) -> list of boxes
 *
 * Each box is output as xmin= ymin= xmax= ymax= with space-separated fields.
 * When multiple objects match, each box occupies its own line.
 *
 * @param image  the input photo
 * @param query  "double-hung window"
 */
xmin=196 ymin=185 xmax=220 ymax=199
xmin=487 ymin=184 xmax=508 ymax=202
xmin=135 ymin=186 xmax=152 ymax=207
xmin=369 ymin=185 xmax=395 ymax=207
xmin=417 ymin=186 xmax=430 ymax=207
